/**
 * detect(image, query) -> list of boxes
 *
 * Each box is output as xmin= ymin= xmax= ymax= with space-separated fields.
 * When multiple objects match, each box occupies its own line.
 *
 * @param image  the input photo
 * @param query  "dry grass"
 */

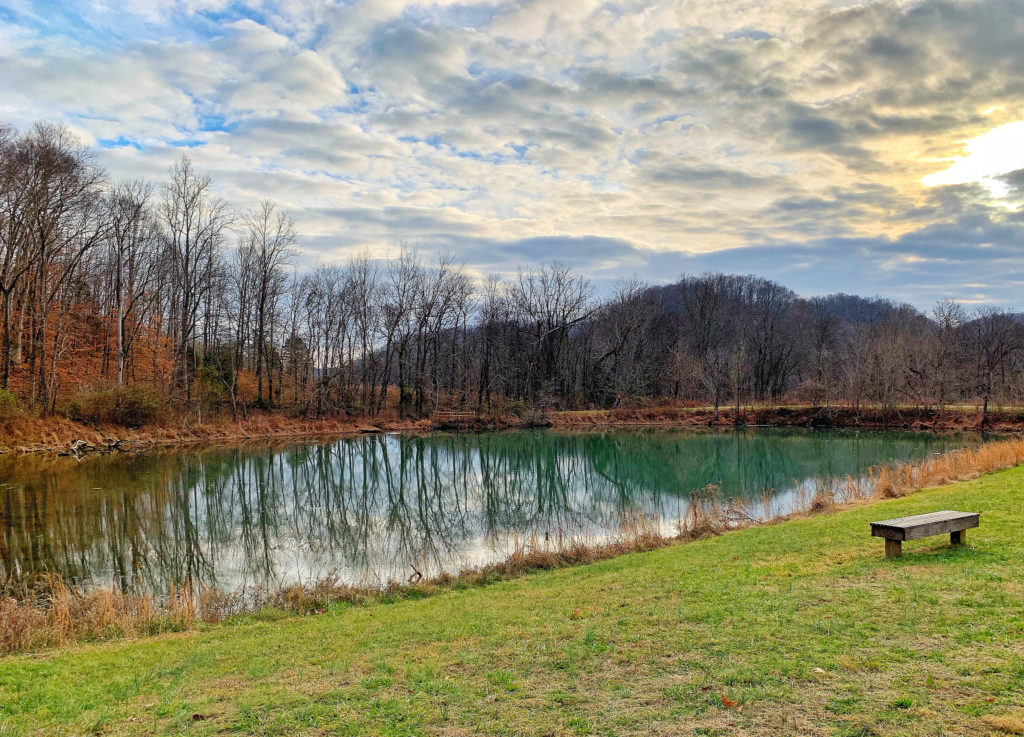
xmin=5 ymin=436 xmax=1024 ymax=658
xmin=6 ymin=400 xmax=1024 ymax=455
xmin=550 ymin=403 xmax=1024 ymax=433
xmin=552 ymin=404 xmax=706 ymax=428
xmin=679 ymin=483 xmax=756 ymax=537
xmin=0 ymin=412 xmax=432 ymax=454
xmin=983 ymin=715 xmax=1024 ymax=735
xmin=870 ymin=437 xmax=1024 ymax=499
xmin=809 ymin=477 xmax=838 ymax=513
xmin=0 ymin=574 xmax=196 ymax=655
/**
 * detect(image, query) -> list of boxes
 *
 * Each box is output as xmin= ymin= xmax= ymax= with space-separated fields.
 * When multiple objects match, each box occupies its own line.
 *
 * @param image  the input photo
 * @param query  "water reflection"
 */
xmin=0 ymin=429 xmax=975 ymax=594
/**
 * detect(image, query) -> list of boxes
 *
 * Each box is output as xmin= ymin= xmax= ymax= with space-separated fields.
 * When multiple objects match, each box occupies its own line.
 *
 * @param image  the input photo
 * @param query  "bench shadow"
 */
xmin=885 ymin=543 xmax=1002 ymax=565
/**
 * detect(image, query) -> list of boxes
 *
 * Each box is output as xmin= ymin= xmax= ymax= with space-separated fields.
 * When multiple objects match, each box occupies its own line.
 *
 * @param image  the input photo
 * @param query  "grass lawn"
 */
xmin=2 ymin=468 xmax=1023 ymax=736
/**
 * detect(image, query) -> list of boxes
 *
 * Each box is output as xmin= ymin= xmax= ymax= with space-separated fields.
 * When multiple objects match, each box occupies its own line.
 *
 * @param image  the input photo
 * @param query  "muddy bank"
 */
xmin=0 ymin=412 xmax=551 ymax=455
xmin=550 ymin=405 xmax=1023 ymax=432
xmin=1 ymin=404 xmax=1017 ymax=455
xmin=0 ymin=414 xmax=411 ymax=455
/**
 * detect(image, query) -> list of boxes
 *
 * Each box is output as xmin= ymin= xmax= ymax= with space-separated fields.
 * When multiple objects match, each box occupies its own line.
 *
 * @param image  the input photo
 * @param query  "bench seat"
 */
xmin=870 ymin=510 xmax=979 ymax=557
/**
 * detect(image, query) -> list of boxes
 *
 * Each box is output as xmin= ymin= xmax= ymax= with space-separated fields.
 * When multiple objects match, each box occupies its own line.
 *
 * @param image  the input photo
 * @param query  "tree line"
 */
xmin=2 ymin=121 xmax=1023 ymax=425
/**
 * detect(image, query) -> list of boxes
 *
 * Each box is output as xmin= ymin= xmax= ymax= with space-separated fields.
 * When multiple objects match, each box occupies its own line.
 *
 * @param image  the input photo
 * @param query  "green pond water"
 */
xmin=0 ymin=428 xmax=979 ymax=594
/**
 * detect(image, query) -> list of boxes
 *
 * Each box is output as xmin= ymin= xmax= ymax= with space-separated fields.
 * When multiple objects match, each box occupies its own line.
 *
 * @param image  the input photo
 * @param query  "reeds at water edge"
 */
xmin=0 ymin=574 xmax=198 ymax=655
xmin=869 ymin=437 xmax=1024 ymax=499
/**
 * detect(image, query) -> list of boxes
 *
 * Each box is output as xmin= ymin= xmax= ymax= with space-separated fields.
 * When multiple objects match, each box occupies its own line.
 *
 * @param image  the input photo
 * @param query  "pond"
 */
xmin=0 ymin=428 xmax=979 ymax=595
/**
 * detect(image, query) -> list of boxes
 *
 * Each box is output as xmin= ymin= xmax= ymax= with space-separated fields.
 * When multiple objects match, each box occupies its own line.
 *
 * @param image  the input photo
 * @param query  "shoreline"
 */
xmin=1 ymin=403 xmax=1020 ymax=456
xmin=3 ymin=435 xmax=1023 ymax=657
xmin=549 ymin=404 xmax=1024 ymax=432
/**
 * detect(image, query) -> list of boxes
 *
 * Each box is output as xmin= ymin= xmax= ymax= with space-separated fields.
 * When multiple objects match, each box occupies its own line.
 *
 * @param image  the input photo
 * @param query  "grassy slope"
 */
xmin=2 ymin=471 xmax=1023 ymax=737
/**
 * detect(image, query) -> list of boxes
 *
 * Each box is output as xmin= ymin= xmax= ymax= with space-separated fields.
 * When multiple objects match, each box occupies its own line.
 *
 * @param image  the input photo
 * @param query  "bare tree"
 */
xmin=239 ymin=200 xmax=295 ymax=407
xmin=19 ymin=124 xmax=107 ymax=410
xmin=508 ymin=262 xmax=593 ymax=406
xmin=160 ymin=155 xmax=232 ymax=404
xmin=378 ymin=246 xmax=420 ymax=414
xmin=475 ymin=275 xmax=507 ymax=412
xmin=347 ymin=252 xmax=380 ymax=413
xmin=106 ymin=179 xmax=161 ymax=387
xmin=0 ymin=123 xmax=32 ymax=390
xmin=969 ymin=308 xmax=1023 ymax=424
xmin=588 ymin=278 xmax=654 ymax=403
xmin=929 ymin=298 xmax=967 ymax=409
xmin=680 ymin=273 xmax=739 ymax=419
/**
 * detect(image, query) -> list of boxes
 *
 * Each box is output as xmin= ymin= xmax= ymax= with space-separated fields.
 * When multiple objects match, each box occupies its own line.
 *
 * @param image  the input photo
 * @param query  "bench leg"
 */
xmin=885 ymin=539 xmax=902 ymax=558
xmin=950 ymin=530 xmax=965 ymax=546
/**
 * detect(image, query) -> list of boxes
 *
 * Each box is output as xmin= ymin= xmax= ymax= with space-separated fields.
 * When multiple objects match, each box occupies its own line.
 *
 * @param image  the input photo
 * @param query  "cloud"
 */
xmin=998 ymin=168 xmax=1024 ymax=199
xmin=643 ymin=164 xmax=774 ymax=189
xmin=1 ymin=0 xmax=1023 ymax=307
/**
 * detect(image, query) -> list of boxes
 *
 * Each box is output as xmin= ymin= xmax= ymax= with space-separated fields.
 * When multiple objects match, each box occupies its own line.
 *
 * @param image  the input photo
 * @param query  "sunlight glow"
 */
xmin=923 ymin=120 xmax=1024 ymax=193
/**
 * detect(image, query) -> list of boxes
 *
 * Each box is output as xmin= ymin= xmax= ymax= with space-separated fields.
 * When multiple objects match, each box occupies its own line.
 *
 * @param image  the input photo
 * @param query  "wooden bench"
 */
xmin=434 ymin=410 xmax=476 ymax=422
xmin=870 ymin=510 xmax=980 ymax=557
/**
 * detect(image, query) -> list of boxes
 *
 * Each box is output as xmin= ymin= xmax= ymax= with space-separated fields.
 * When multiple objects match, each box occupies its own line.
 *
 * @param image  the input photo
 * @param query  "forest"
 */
xmin=2 ymin=121 xmax=1023 ymax=428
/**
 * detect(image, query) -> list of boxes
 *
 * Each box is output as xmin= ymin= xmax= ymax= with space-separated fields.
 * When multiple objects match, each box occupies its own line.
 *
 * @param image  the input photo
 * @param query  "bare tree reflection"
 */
xmin=0 ymin=430 xmax=971 ymax=595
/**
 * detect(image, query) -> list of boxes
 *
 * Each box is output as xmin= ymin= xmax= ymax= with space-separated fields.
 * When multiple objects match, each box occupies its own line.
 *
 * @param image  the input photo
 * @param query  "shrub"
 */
xmin=497 ymin=399 xmax=529 ymax=418
xmin=68 ymin=387 xmax=163 ymax=428
xmin=0 ymin=388 xmax=20 ymax=420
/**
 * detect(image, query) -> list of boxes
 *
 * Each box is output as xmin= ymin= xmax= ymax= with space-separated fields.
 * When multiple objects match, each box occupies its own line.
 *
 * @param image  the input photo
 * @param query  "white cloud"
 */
xmin=2 ymin=0 xmax=1024 ymax=305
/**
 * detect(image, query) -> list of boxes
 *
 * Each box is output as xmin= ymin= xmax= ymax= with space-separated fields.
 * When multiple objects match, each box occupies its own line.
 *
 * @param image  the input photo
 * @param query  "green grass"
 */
xmin=2 ymin=469 xmax=1024 ymax=736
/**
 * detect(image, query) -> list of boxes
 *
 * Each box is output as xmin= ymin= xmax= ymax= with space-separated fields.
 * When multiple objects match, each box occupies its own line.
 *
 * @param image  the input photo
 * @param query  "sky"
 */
xmin=1 ymin=0 xmax=1023 ymax=307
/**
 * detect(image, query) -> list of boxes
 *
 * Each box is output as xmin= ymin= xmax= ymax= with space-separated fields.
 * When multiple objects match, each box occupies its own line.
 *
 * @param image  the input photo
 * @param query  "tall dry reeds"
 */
xmin=869 ymin=437 xmax=1024 ymax=499
xmin=679 ymin=484 xmax=755 ymax=538
xmin=0 ymin=574 xmax=196 ymax=655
